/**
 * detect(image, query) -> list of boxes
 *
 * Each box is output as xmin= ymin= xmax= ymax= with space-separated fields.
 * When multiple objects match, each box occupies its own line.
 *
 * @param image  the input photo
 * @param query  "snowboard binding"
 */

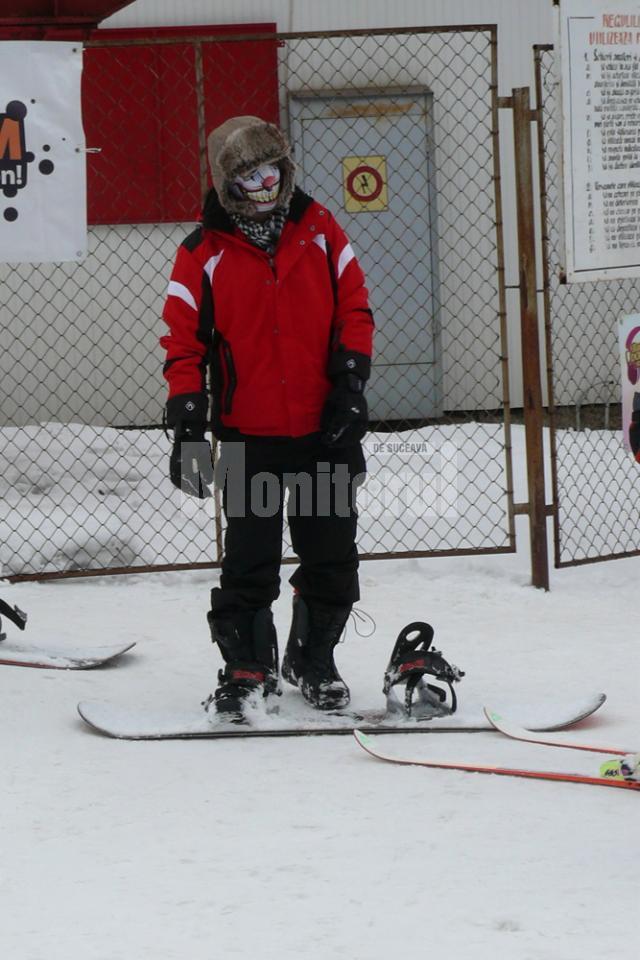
xmin=0 ymin=598 xmax=27 ymax=642
xmin=383 ymin=622 xmax=464 ymax=720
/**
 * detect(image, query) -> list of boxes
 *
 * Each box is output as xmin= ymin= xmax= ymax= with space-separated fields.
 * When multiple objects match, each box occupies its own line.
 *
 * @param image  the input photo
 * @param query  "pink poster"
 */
xmin=619 ymin=313 xmax=640 ymax=455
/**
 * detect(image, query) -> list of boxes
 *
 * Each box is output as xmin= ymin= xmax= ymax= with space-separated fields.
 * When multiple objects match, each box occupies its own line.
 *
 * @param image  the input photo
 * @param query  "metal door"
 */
xmin=289 ymin=89 xmax=441 ymax=421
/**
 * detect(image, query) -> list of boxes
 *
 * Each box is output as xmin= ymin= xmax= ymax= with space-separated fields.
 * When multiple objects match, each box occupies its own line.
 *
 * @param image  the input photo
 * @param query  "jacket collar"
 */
xmin=288 ymin=187 xmax=314 ymax=222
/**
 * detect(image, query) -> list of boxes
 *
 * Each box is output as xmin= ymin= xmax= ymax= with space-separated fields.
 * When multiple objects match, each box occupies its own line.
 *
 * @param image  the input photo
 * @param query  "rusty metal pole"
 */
xmin=512 ymin=87 xmax=550 ymax=590
xmin=194 ymin=41 xmax=209 ymax=206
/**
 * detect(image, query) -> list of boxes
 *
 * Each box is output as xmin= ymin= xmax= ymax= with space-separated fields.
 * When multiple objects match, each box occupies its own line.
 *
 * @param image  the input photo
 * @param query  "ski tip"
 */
xmin=483 ymin=693 xmax=607 ymax=732
xmin=353 ymin=729 xmax=373 ymax=749
xmin=483 ymin=707 xmax=502 ymax=726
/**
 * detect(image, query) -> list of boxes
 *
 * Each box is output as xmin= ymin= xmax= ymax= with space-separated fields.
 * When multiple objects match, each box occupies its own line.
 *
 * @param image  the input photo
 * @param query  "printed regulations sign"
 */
xmin=0 ymin=41 xmax=86 ymax=263
xmin=558 ymin=1 xmax=640 ymax=281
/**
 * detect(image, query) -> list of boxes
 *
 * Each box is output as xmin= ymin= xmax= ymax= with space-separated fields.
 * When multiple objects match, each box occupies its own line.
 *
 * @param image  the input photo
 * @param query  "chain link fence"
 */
xmin=535 ymin=45 xmax=640 ymax=567
xmin=0 ymin=26 xmax=513 ymax=580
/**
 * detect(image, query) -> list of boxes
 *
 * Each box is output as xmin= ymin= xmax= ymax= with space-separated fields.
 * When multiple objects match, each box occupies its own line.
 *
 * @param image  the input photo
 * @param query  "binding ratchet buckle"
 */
xmin=383 ymin=622 xmax=464 ymax=720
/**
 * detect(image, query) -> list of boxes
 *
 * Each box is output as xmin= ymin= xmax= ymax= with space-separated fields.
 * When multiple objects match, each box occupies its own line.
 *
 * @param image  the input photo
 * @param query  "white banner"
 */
xmin=0 ymin=41 xmax=86 ymax=263
xmin=558 ymin=1 xmax=640 ymax=282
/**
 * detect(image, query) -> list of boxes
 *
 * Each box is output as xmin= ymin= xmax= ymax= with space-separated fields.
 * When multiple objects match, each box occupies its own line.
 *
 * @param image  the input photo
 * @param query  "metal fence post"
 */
xmin=511 ymin=86 xmax=550 ymax=590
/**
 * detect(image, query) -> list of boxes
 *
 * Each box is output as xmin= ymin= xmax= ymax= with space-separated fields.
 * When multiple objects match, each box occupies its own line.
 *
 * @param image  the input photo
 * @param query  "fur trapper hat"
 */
xmin=207 ymin=115 xmax=296 ymax=217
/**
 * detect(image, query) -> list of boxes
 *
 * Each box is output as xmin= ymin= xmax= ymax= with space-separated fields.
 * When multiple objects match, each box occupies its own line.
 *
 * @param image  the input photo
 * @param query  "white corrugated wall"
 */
xmin=103 ymin=1 xmax=554 ymax=92
xmin=98 ymin=0 xmax=558 ymax=409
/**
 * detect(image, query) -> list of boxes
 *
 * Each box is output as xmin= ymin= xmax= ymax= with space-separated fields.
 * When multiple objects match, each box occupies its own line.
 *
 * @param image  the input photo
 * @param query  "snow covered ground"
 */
xmin=1 ymin=430 xmax=638 ymax=960
xmin=1 ymin=531 xmax=638 ymax=959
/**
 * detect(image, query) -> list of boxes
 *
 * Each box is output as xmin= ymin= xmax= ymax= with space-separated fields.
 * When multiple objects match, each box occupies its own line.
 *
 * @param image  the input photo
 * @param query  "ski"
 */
xmin=76 ymin=690 xmax=606 ymax=740
xmin=483 ymin=706 xmax=632 ymax=756
xmin=352 ymin=729 xmax=640 ymax=791
xmin=484 ymin=707 xmax=640 ymax=784
xmin=0 ymin=641 xmax=136 ymax=670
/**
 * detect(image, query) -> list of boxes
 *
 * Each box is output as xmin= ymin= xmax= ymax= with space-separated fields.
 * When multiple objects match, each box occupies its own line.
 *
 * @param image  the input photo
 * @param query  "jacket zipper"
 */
xmin=220 ymin=339 xmax=237 ymax=414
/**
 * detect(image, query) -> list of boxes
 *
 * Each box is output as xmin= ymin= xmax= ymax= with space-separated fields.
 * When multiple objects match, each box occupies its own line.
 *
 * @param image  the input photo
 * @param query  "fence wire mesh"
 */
xmin=535 ymin=45 xmax=640 ymax=567
xmin=0 ymin=27 xmax=513 ymax=580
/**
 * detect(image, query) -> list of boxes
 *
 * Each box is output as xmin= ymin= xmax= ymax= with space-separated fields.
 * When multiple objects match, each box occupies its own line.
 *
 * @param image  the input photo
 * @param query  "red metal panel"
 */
xmin=202 ymin=33 xmax=280 ymax=142
xmin=83 ymin=43 xmax=201 ymax=224
xmin=60 ymin=2 xmax=134 ymax=16
xmin=0 ymin=2 xmax=135 ymax=38
xmin=83 ymin=24 xmax=279 ymax=225
xmin=0 ymin=2 xmax=133 ymax=21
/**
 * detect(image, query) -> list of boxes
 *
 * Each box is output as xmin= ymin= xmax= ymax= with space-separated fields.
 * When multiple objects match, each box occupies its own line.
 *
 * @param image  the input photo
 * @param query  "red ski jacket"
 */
xmin=160 ymin=188 xmax=374 ymax=438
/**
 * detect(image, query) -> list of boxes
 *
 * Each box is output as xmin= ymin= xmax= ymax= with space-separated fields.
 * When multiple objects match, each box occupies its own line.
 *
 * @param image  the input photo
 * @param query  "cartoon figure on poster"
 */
xmin=620 ymin=316 xmax=640 ymax=462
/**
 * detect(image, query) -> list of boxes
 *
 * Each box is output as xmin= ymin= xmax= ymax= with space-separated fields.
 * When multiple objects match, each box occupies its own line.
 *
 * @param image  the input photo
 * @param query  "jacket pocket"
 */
xmin=219 ymin=338 xmax=237 ymax=415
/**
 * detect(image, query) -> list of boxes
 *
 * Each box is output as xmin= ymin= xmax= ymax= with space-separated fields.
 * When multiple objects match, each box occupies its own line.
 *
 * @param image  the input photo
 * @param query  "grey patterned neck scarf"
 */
xmin=229 ymin=206 xmax=288 ymax=253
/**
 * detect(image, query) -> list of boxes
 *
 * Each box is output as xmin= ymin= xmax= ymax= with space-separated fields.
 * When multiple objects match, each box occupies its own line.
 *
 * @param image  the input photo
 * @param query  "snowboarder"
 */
xmin=160 ymin=115 xmax=374 ymax=720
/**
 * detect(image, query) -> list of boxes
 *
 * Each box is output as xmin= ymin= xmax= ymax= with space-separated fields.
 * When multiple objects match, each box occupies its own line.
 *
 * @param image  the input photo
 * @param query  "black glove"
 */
xmin=321 ymin=372 xmax=368 ymax=447
xmin=170 ymin=423 xmax=214 ymax=499
xmin=631 ymin=393 xmax=640 ymax=462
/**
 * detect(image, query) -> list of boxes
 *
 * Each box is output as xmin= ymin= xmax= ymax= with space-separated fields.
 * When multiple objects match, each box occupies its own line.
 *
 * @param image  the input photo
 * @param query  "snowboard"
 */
xmin=76 ymin=690 xmax=606 ymax=740
xmin=0 ymin=640 xmax=136 ymax=670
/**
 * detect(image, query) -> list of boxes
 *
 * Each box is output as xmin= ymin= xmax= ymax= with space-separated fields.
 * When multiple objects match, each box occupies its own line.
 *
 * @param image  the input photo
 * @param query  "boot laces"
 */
xmin=308 ymin=606 xmax=376 ymax=658
xmin=348 ymin=606 xmax=376 ymax=639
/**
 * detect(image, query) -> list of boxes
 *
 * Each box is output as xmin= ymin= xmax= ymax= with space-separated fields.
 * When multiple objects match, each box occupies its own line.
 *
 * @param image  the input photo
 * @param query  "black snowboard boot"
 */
xmin=207 ymin=607 xmax=279 ymax=721
xmin=281 ymin=595 xmax=351 ymax=711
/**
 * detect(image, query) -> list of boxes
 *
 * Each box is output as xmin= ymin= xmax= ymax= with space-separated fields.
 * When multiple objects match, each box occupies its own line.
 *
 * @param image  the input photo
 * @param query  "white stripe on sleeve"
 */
xmin=204 ymin=251 xmax=224 ymax=283
xmin=167 ymin=280 xmax=197 ymax=311
xmin=313 ymin=233 xmax=327 ymax=253
xmin=337 ymin=242 xmax=355 ymax=279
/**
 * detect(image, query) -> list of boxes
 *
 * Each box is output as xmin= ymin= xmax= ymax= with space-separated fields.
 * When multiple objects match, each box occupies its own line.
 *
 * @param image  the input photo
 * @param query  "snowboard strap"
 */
xmin=0 ymin=598 xmax=27 ymax=640
xmin=383 ymin=622 xmax=464 ymax=719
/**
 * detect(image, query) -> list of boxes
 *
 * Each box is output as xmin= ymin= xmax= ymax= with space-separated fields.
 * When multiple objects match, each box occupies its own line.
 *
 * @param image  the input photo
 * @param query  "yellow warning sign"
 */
xmin=342 ymin=156 xmax=388 ymax=212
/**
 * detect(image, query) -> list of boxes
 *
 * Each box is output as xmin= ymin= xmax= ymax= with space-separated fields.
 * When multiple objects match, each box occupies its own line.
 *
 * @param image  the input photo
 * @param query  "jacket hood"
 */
xmin=206 ymin=115 xmax=296 ymax=217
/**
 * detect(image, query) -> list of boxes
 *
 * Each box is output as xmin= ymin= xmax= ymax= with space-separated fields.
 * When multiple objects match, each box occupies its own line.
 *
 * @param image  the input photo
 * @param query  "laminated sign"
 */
xmin=342 ymin=156 xmax=388 ymax=212
xmin=558 ymin=1 xmax=640 ymax=281
xmin=0 ymin=41 xmax=86 ymax=263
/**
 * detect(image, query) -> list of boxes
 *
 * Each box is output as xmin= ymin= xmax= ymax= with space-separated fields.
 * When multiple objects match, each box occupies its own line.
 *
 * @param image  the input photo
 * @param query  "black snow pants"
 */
xmin=210 ymin=435 xmax=366 ymax=615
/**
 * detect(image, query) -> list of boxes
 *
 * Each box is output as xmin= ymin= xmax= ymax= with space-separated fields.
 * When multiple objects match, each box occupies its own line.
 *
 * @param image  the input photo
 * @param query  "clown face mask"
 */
xmin=230 ymin=163 xmax=281 ymax=214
